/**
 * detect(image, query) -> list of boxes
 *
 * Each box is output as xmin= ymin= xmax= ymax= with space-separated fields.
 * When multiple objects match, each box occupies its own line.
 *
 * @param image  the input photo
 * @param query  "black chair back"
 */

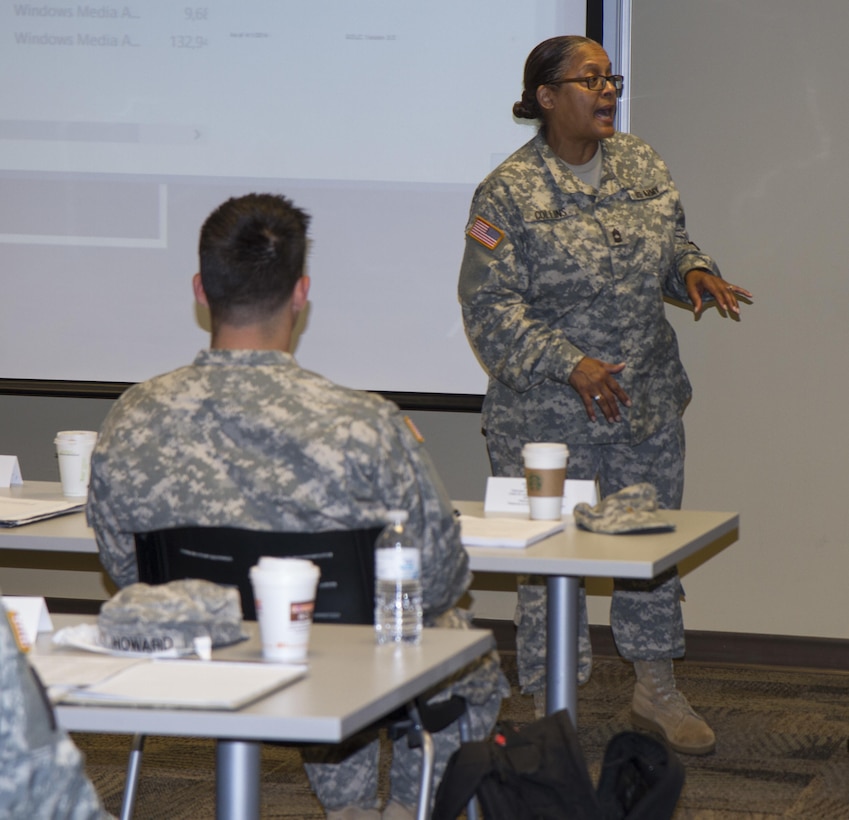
xmin=134 ymin=526 xmax=382 ymax=622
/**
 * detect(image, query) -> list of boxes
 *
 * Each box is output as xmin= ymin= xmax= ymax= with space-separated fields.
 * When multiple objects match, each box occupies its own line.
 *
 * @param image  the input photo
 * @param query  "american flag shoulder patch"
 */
xmin=467 ymin=216 xmax=504 ymax=250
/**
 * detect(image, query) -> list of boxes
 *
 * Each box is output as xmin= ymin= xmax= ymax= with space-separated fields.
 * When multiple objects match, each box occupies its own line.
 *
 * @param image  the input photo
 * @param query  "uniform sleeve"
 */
xmin=458 ymin=186 xmax=586 ymax=393
xmin=86 ymin=478 xmax=139 ymax=589
xmin=371 ymin=412 xmax=471 ymax=620
xmin=662 ymin=178 xmax=722 ymax=304
xmin=0 ymin=610 xmax=111 ymax=819
xmin=85 ymin=410 xmax=141 ymax=589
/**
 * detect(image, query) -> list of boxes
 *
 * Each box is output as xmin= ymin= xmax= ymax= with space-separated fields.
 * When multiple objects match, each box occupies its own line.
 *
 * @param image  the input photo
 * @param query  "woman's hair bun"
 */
xmin=513 ymin=92 xmax=540 ymax=120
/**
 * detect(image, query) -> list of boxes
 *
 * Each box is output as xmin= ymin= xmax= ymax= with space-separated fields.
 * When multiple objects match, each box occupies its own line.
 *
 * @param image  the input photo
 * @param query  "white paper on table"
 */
xmin=0 ymin=455 xmax=23 ymax=488
xmin=459 ymin=515 xmax=564 ymax=549
xmin=484 ymin=477 xmax=599 ymax=515
xmin=2 ymin=596 xmax=54 ymax=650
xmin=29 ymin=654 xmax=147 ymax=703
xmin=0 ymin=497 xmax=85 ymax=527
xmin=55 ymin=659 xmax=308 ymax=710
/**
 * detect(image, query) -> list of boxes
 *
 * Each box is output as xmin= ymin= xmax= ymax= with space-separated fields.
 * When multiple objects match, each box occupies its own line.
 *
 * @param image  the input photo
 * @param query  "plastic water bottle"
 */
xmin=374 ymin=510 xmax=423 ymax=645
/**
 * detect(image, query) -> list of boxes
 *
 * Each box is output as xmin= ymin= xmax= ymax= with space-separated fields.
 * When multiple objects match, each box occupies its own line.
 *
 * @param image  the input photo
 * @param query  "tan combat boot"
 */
xmin=631 ymin=660 xmax=716 ymax=755
xmin=326 ymin=809 xmax=381 ymax=820
xmin=381 ymin=801 xmax=415 ymax=820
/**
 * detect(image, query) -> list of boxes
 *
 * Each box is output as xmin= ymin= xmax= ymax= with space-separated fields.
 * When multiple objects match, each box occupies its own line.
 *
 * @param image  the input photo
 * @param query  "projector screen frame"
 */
xmin=1 ymin=1 xmax=611 ymax=413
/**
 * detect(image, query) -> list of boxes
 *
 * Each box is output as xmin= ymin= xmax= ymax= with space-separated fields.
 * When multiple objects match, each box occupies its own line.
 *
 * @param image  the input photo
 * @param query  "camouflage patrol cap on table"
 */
xmin=98 ymin=579 xmax=244 ymax=655
xmin=573 ymin=483 xmax=675 ymax=535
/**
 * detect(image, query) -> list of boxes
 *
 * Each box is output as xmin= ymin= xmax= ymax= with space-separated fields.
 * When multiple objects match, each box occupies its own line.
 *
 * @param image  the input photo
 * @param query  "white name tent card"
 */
xmin=484 ymin=477 xmax=599 ymax=516
xmin=0 ymin=455 xmax=23 ymax=488
xmin=2 ymin=596 xmax=54 ymax=651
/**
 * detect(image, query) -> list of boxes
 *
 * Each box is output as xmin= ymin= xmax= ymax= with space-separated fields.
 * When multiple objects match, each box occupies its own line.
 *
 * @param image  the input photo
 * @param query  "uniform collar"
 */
xmin=193 ymin=348 xmax=296 ymax=367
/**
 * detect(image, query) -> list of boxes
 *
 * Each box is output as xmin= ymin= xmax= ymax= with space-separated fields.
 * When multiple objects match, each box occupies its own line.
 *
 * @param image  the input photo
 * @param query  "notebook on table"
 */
xmin=53 ymin=659 xmax=307 ymax=710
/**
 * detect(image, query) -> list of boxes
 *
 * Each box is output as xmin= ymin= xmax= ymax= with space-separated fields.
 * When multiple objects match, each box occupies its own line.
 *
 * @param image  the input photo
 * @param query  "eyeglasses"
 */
xmin=550 ymin=75 xmax=625 ymax=97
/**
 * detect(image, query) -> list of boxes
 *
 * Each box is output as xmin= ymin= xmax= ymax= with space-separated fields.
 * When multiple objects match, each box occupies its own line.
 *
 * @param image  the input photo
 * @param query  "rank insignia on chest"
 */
xmin=468 ymin=216 xmax=504 ymax=250
xmin=404 ymin=415 xmax=425 ymax=443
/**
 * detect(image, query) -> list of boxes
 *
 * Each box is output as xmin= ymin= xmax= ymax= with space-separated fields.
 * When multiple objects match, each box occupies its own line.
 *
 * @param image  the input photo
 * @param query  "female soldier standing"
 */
xmin=459 ymin=35 xmax=752 ymax=755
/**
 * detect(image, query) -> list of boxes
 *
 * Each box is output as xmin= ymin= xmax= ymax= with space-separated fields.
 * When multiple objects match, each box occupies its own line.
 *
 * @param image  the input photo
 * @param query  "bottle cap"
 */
xmin=385 ymin=509 xmax=409 ymax=525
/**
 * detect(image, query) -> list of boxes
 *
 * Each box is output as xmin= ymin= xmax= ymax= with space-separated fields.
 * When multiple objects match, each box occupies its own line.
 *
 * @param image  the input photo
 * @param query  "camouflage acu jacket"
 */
xmin=459 ymin=130 xmax=721 ymax=446
xmin=87 ymin=349 xmax=469 ymax=620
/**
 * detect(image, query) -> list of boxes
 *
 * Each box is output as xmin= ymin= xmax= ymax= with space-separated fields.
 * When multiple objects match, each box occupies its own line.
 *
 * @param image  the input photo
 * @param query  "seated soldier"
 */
xmin=86 ymin=193 xmax=509 ymax=820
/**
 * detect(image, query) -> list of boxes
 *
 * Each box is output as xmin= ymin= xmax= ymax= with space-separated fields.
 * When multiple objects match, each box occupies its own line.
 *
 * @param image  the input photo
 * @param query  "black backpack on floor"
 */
xmin=432 ymin=709 xmax=685 ymax=820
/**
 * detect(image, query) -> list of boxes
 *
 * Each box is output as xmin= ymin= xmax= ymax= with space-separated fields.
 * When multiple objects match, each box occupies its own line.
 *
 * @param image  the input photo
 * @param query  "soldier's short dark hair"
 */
xmin=198 ymin=193 xmax=311 ymax=326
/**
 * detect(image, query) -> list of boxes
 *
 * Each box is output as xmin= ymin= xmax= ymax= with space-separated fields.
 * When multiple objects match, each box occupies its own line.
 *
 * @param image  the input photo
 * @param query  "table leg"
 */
xmin=545 ymin=575 xmax=579 ymax=719
xmin=216 ymin=739 xmax=262 ymax=820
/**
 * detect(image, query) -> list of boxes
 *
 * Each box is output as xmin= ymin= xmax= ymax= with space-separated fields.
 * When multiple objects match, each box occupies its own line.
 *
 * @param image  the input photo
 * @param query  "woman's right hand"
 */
xmin=568 ymin=357 xmax=631 ymax=423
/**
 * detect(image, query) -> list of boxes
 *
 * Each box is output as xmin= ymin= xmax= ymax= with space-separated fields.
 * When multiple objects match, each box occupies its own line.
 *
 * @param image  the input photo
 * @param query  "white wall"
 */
xmin=624 ymin=0 xmax=849 ymax=639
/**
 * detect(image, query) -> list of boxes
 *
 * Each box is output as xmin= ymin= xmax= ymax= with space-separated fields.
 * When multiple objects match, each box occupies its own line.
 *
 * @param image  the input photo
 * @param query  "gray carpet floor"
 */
xmin=74 ymin=652 xmax=849 ymax=818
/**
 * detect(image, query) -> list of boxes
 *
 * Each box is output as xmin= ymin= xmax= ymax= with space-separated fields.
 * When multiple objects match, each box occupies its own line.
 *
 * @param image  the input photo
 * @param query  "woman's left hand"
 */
xmin=685 ymin=269 xmax=753 ymax=317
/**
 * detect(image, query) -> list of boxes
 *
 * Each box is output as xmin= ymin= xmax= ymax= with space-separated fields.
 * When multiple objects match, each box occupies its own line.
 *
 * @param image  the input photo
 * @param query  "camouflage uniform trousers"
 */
xmin=487 ymin=419 xmax=687 ymax=694
xmin=302 ymin=609 xmax=509 ymax=810
xmin=0 ymin=600 xmax=111 ymax=819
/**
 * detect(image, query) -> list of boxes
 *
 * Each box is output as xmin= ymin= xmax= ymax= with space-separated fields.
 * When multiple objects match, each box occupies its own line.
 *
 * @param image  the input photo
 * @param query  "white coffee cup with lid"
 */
xmin=249 ymin=558 xmax=321 ymax=662
xmin=54 ymin=430 xmax=98 ymax=497
xmin=522 ymin=442 xmax=569 ymax=520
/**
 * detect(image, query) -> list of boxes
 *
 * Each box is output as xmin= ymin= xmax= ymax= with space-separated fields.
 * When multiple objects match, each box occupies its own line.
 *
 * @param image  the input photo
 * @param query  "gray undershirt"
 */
xmin=564 ymin=146 xmax=603 ymax=190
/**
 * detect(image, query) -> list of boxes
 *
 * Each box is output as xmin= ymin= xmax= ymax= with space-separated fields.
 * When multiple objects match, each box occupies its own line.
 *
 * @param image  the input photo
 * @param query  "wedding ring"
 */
xmin=593 ymin=394 xmax=601 ymax=401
